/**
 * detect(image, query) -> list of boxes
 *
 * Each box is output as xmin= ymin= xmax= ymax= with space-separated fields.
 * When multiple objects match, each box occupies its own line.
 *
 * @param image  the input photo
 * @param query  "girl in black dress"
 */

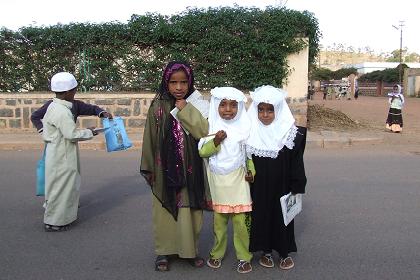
xmin=246 ymin=85 xmax=307 ymax=270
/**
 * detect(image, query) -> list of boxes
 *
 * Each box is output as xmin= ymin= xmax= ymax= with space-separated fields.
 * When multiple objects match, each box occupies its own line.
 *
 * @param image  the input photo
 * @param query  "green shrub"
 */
xmin=0 ymin=6 xmax=320 ymax=92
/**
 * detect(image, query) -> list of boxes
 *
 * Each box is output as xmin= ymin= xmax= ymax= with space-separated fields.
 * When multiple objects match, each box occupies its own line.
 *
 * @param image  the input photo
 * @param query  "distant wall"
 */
xmin=283 ymin=38 xmax=309 ymax=127
xmin=0 ymin=92 xmax=153 ymax=132
xmin=0 ymin=92 xmax=307 ymax=132
xmin=0 ymin=42 xmax=309 ymax=132
xmin=358 ymin=81 xmax=397 ymax=97
xmin=404 ymin=68 xmax=420 ymax=97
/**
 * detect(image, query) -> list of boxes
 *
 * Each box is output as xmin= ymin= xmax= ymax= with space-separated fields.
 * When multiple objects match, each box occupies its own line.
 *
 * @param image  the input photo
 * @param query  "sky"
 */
xmin=2 ymin=0 xmax=420 ymax=54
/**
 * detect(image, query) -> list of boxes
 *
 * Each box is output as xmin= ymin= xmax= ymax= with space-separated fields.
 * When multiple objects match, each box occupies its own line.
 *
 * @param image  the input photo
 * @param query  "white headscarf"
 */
xmin=199 ymin=87 xmax=251 ymax=175
xmin=246 ymin=85 xmax=297 ymax=158
xmin=387 ymin=84 xmax=405 ymax=105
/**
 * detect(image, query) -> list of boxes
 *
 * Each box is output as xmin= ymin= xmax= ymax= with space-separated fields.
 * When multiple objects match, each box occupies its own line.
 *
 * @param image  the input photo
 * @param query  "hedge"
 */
xmin=0 ymin=6 xmax=320 ymax=92
xmin=358 ymin=64 xmax=408 ymax=83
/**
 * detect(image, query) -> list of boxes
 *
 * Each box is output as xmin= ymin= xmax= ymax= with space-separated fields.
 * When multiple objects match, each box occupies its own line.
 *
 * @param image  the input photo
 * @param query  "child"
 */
xmin=198 ymin=87 xmax=255 ymax=274
xmin=386 ymin=84 xmax=404 ymax=133
xmin=31 ymin=92 xmax=112 ymax=134
xmin=42 ymin=72 xmax=98 ymax=231
xmin=140 ymin=61 xmax=211 ymax=271
xmin=246 ymin=85 xmax=307 ymax=270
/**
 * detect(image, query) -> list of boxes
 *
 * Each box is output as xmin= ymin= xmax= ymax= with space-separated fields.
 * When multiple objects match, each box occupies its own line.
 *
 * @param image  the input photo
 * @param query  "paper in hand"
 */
xmin=170 ymin=90 xmax=209 ymax=135
xmin=93 ymin=127 xmax=109 ymax=133
xmin=280 ymin=192 xmax=302 ymax=226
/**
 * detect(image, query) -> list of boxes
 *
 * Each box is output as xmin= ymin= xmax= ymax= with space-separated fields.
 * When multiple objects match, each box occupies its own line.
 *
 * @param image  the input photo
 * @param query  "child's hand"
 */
xmin=145 ymin=173 xmax=155 ymax=186
xmin=175 ymin=99 xmax=187 ymax=110
xmin=100 ymin=111 xmax=113 ymax=119
xmin=245 ymin=171 xmax=254 ymax=183
xmin=213 ymin=130 xmax=227 ymax=147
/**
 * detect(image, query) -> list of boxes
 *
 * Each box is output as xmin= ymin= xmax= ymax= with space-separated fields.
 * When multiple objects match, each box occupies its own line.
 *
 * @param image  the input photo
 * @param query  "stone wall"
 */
xmin=0 ymin=92 xmax=307 ymax=132
xmin=0 ymin=39 xmax=309 ymax=132
xmin=0 ymin=92 xmax=154 ymax=132
xmin=358 ymin=81 xmax=396 ymax=97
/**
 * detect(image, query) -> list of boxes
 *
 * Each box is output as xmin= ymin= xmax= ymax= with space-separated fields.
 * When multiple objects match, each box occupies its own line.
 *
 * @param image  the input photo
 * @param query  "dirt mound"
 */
xmin=307 ymin=104 xmax=365 ymax=131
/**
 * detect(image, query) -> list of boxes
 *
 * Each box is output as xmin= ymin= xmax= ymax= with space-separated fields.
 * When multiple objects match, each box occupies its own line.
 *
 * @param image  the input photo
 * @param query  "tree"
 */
xmin=405 ymin=52 xmax=420 ymax=63
xmin=310 ymin=67 xmax=333 ymax=81
xmin=386 ymin=48 xmax=409 ymax=63
xmin=0 ymin=7 xmax=321 ymax=92
xmin=358 ymin=64 xmax=408 ymax=83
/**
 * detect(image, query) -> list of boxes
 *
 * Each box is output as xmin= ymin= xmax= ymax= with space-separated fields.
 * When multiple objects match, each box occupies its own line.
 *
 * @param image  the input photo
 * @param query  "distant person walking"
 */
xmin=386 ymin=84 xmax=404 ymax=133
xmin=322 ymin=86 xmax=327 ymax=100
xmin=327 ymin=85 xmax=334 ymax=100
xmin=354 ymin=79 xmax=359 ymax=100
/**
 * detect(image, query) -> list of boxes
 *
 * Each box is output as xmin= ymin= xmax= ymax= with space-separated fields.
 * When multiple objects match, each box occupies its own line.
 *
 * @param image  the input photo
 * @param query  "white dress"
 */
xmin=42 ymin=98 xmax=93 ymax=226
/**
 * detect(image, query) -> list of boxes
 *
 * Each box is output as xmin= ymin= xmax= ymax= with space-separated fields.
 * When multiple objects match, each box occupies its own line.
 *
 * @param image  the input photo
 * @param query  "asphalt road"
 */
xmin=1 ymin=146 xmax=420 ymax=280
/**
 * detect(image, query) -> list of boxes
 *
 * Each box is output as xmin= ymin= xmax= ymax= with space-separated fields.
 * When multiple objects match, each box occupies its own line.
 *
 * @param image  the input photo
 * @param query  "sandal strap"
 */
xmin=279 ymin=256 xmax=294 ymax=269
xmin=238 ymin=260 xmax=249 ymax=268
xmin=210 ymin=258 xmax=221 ymax=266
xmin=264 ymin=253 xmax=273 ymax=261
xmin=280 ymin=256 xmax=292 ymax=263
xmin=156 ymin=255 xmax=168 ymax=263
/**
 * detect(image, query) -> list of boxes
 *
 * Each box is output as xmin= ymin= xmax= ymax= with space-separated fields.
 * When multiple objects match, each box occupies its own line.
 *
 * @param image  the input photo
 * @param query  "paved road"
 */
xmin=1 ymin=147 xmax=420 ymax=280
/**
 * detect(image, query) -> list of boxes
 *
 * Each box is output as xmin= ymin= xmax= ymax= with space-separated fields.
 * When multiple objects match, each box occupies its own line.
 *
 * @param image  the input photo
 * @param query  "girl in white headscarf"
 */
xmin=386 ymin=84 xmax=404 ymax=132
xmin=246 ymin=85 xmax=307 ymax=270
xmin=198 ymin=87 xmax=254 ymax=273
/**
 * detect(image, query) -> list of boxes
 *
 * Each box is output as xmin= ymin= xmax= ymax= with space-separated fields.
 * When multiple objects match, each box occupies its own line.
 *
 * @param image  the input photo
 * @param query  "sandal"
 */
xmin=259 ymin=253 xmax=274 ymax=268
xmin=188 ymin=256 xmax=205 ymax=268
xmin=155 ymin=255 xmax=169 ymax=272
xmin=206 ymin=258 xmax=222 ymax=269
xmin=44 ymin=224 xmax=70 ymax=232
xmin=279 ymin=256 xmax=294 ymax=270
xmin=237 ymin=260 xmax=252 ymax=273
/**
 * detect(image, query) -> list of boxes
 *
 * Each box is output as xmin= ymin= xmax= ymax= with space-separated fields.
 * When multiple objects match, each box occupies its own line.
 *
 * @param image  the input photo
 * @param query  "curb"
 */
xmin=0 ymin=137 xmax=383 ymax=150
xmin=0 ymin=139 xmax=143 ymax=151
xmin=306 ymin=131 xmax=383 ymax=149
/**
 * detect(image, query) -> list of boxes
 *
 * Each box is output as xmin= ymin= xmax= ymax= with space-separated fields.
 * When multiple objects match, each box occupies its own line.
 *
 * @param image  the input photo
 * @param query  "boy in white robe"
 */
xmin=42 ymin=72 xmax=97 ymax=231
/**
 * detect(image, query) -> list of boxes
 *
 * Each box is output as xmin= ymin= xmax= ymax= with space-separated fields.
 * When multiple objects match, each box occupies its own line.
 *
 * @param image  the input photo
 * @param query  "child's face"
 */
xmin=218 ymin=99 xmax=238 ymax=120
xmin=168 ymin=70 xmax=189 ymax=100
xmin=63 ymin=88 xmax=77 ymax=102
xmin=257 ymin=102 xmax=275 ymax=125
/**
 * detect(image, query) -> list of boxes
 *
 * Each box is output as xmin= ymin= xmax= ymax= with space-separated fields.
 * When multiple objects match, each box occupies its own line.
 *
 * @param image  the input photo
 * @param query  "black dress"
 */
xmin=249 ymin=126 xmax=307 ymax=258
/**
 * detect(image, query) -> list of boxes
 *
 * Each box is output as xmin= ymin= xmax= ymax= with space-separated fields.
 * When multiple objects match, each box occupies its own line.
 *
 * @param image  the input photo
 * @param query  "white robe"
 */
xmin=42 ymin=98 xmax=93 ymax=226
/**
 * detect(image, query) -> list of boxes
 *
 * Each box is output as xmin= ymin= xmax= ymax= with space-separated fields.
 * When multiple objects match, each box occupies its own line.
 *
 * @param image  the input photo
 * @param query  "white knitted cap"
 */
xmin=51 ymin=72 xmax=78 ymax=92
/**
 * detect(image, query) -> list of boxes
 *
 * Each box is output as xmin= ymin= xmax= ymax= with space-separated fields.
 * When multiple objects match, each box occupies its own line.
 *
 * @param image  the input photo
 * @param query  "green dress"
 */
xmin=140 ymin=99 xmax=210 ymax=258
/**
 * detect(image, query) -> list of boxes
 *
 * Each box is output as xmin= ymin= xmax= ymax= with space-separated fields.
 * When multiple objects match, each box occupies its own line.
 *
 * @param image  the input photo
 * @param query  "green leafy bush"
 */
xmin=310 ymin=67 xmax=357 ymax=81
xmin=358 ymin=64 xmax=408 ymax=83
xmin=0 ymin=7 xmax=320 ymax=92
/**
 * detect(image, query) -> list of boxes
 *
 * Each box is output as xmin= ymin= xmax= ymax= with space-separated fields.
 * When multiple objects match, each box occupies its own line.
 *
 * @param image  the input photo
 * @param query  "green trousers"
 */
xmin=210 ymin=212 xmax=253 ymax=262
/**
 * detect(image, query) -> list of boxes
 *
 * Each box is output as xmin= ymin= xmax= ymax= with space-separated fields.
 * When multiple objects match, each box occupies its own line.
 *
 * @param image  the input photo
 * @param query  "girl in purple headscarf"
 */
xmin=140 ymin=61 xmax=211 ymax=271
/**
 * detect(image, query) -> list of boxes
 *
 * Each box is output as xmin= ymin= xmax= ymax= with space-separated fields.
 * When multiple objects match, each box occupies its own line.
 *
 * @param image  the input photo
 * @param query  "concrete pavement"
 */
xmin=2 ymin=147 xmax=420 ymax=279
xmin=0 ymin=129 xmax=384 ymax=150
